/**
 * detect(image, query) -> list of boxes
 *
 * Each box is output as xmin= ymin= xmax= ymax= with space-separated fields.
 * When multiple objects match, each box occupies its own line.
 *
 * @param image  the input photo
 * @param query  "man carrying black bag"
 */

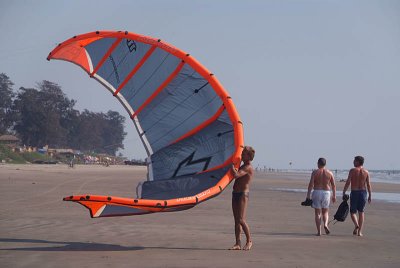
xmin=343 ymin=156 xmax=372 ymax=236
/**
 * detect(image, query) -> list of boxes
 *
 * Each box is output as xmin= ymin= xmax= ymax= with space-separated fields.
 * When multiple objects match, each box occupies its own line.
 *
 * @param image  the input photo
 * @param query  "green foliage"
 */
xmin=5 ymin=74 xmax=126 ymax=156
xmin=0 ymin=73 xmax=15 ymax=134
xmin=0 ymin=144 xmax=54 ymax=164
xmin=20 ymin=151 xmax=48 ymax=163
xmin=0 ymin=145 xmax=26 ymax=163
xmin=73 ymin=110 xmax=126 ymax=155
xmin=12 ymin=81 xmax=76 ymax=147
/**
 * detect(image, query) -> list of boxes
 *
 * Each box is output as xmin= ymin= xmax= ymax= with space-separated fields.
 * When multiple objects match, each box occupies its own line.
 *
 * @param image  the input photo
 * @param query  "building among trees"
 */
xmin=0 ymin=134 xmax=19 ymax=147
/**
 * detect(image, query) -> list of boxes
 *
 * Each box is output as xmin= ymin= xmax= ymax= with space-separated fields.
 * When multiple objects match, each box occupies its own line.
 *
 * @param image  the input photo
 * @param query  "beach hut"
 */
xmin=0 ymin=135 xmax=20 ymax=147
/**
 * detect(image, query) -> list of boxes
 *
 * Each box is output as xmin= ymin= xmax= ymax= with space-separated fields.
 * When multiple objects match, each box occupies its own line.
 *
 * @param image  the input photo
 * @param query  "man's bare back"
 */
xmin=347 ymin=167 xmax=369 ymax=190
xmin=311 ymin=168 xmax=334 ymax=191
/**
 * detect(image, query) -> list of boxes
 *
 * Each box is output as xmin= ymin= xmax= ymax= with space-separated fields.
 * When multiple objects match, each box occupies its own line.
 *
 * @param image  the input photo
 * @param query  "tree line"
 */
xmin=0 ymin=73 xmax=126 ymax=156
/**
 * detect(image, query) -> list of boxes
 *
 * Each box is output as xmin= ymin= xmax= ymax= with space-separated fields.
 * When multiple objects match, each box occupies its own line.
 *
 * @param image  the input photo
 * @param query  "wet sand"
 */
xmin=1 ymin=164 xmax=399 ymax=267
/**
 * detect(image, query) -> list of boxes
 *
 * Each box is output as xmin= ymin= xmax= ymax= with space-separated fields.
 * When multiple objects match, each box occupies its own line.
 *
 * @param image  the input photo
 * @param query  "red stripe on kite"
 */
xmin=169 ymin=105 xmax=225 ymax=145
xmin=90 ymin=38 xmax=122 ymax=77
xmin=131 ymin=61 xmax=185 ymax=119
xmin=114 ymin=45 xmax=157 ymax=96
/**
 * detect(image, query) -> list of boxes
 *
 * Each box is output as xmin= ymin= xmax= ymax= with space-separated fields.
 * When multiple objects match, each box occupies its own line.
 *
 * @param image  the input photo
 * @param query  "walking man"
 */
xmin=343 ymin=156 xmax=372 ymax=236
xmin=306 ymin=158 xmax=336 ymax=236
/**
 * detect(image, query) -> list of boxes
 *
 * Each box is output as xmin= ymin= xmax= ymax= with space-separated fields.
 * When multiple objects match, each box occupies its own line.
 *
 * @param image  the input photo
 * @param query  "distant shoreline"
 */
xmin=257 ymin=169 xmax=400 ymax=185
xmin=2 ymin=163 xmax=399 ymax=185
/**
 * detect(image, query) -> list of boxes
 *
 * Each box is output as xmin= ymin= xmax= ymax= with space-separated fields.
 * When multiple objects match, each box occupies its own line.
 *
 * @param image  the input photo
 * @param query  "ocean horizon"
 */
xmin=257 ymin=169 xmax=400 ymax=185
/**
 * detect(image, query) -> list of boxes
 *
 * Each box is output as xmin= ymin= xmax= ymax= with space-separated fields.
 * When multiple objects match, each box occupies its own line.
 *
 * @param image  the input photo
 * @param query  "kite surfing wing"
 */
xmin=47 ymin=31 xmax=244 ymax=217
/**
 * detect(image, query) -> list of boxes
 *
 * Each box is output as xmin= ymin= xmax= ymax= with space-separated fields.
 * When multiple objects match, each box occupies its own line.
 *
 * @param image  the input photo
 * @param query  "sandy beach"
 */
xmin=1 ymin=164 xmax=399 ymax=268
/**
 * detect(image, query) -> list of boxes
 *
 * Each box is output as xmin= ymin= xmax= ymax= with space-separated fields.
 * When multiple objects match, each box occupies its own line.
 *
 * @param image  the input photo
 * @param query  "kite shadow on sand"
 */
xmin=0 ymin=238 xmax=224 ymax=251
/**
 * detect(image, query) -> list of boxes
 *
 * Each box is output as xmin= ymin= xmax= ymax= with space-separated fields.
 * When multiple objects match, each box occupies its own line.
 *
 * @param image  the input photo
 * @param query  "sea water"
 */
xmin=282 ymin=169 xmax=400 ymax=185
xmin=270 ymin=188 xmax=400 ymax=204
xmin=336 ymin=170 xmax=400 ymax=185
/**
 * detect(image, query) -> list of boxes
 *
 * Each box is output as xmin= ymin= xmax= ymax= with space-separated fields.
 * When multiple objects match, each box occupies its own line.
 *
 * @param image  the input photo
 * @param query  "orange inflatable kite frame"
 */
xmin=48 ymin=31 xmax=244 ymax=217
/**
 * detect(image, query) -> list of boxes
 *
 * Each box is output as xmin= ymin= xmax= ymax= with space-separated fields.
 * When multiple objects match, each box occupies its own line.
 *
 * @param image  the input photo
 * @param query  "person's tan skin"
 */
xmin=343 ymin=158 xmax=372 ymax=236
xmin=229 ymin=146 xmax=254 ymax=251
xmin=306 ymin=162 xmax=336 ymax=236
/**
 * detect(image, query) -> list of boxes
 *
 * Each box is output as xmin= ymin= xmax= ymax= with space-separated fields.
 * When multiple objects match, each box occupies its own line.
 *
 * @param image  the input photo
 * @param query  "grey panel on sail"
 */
xmin=150 ymin=111 xmax=234 ymax=180
xmin=141 ymin=166 xmax=229 ymax=200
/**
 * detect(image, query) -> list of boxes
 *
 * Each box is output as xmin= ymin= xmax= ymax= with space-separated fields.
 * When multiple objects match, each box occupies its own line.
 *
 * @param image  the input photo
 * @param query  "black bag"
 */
xmin=333 ymin=194 xmax=349 ymax=222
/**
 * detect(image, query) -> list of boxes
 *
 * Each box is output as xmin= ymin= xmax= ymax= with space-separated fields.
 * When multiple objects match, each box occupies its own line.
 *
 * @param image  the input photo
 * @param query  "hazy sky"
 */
xmin=1 ymin=0 xmax=399 ymax=169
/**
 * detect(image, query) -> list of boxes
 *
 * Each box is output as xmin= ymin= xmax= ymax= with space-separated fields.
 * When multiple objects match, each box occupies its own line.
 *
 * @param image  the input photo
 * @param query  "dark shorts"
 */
xmin=350 ymin=190 xmax=367 ymax=213
xmin=232 ymin=191 xmax=249 ymax=202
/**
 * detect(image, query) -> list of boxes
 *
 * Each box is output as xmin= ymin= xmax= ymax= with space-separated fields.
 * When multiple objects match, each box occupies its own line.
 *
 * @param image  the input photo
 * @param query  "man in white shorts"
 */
xmin=306 ymin=158 xmax=336 ymax=236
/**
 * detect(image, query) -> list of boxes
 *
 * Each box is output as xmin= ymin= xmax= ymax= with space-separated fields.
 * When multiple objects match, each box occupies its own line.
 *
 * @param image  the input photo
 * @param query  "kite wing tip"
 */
xmin=63 ymin=195 xmax=73 ymax=201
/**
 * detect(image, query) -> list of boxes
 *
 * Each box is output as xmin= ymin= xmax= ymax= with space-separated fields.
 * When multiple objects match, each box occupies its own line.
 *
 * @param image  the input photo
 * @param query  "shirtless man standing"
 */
xmin=306 ymin=158 xmax=336 ymax=236
xmin=343 ymin=156 xmax=372 ymax=236
xmin=230 ymin=146 xmax=255 ymax=251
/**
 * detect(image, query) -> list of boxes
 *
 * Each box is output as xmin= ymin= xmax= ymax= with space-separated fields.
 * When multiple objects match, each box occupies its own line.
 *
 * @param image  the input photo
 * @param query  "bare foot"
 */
xmin=229 ymin=244 xmax=241 ymax=250
xmin=324 ymin=226 xmax=330 ymax=235
xmin=353 ymin=226 xmax=359 ymax=235
xmin=243 ymin=241 xmax=252 ymax=251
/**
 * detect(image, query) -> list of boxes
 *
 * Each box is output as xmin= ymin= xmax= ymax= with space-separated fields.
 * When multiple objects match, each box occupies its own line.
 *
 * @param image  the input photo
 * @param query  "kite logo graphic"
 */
xmin=126 ymin=39 xmax=137 ymax=52
xmin=172 ymin=151 xmax=212 ymax=178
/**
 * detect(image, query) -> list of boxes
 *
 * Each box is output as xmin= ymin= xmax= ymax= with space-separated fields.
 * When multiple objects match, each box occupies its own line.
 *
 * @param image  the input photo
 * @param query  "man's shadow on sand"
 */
xmin=0 ymin=238 xmax=225 ymax=251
